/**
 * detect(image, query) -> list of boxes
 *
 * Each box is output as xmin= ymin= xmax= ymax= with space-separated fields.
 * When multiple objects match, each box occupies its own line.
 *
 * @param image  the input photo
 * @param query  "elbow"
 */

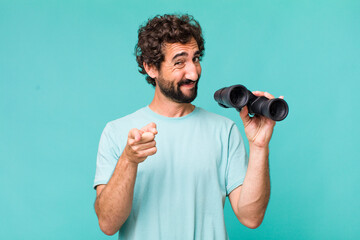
xmin=237 ymin=214 xmax=265 ymax=229
xmin=102 ymin=229 xmax=117 ymax=236
xmin=237 ymin=214 xmax=264 ymax=229
xmin=99 ymin=219 xmax=119 ymax=236
xmin=98 ymin=216 xmax=122 ymax=236
xmin=242 ymin=218 xmax=263 ymax=229
xmin=95 ymin=202 xmax=121 ymax=235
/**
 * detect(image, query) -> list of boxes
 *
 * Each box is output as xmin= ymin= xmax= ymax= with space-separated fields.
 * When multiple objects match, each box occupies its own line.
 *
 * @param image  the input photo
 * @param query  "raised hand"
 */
xmin=123 ymin=122 xmax=158 ymax=164
xmin=239 ymin=92 xmax=284 ymax=149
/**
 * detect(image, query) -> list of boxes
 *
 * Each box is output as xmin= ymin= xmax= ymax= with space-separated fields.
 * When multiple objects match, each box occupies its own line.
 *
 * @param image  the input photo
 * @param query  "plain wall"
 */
xmin=1 ymin=0 xmax=359 ymax=239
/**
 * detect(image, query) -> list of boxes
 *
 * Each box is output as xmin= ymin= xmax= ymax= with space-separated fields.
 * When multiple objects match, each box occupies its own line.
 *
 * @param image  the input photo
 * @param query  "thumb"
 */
xmin=239 ymin=106 xmax=251 ymax=127
xmin=129 ymin=128 xmax=144 ymax=142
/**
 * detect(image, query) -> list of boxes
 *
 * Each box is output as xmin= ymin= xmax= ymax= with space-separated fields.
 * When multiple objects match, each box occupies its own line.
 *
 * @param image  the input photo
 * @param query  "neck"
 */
xmin=149 ymin=88 xmax=195 ymax=118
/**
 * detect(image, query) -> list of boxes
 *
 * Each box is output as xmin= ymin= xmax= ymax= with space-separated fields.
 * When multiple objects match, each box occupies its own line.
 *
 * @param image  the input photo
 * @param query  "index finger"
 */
xmin=252 ymin=91 xmax=275 ymax=99
xmin=138 ymin=131 xmax=156 ymax=143
xmin=141 ymin=122 xmax=158 ymax=135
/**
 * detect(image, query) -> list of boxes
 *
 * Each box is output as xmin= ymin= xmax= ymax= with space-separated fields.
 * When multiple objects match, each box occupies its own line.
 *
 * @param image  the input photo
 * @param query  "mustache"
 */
xmin=178 ymin=76 xmax=201 ymax=86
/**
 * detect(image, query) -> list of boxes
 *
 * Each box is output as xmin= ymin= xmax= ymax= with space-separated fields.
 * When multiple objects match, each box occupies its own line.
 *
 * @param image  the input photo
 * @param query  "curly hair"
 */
xmin=135 ymin=14 xmax=205 ymax=86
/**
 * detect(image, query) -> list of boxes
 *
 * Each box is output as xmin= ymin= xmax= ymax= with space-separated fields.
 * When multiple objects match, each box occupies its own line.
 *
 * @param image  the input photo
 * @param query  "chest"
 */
xmin=136 ymin=124 xmax=227 ymax=190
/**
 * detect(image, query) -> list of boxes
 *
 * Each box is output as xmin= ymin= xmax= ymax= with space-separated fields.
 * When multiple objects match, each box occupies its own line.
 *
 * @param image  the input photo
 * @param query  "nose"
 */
xmin=185 ymin=62 xmax=201 ymax=81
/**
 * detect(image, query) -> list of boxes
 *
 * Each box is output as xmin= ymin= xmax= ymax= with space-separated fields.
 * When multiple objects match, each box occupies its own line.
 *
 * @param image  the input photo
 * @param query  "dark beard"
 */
xmin=156 ymin=77 xmax=200 ymax=103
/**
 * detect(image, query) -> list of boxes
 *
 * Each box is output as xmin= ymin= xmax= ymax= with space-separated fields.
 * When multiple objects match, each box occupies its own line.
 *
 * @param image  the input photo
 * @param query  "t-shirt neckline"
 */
xmin=144 ymin=105 xmax=199 ymax=121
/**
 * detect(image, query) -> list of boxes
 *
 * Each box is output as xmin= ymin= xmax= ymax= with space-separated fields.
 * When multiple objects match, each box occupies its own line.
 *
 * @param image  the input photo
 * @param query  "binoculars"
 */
xmin=214 ymin=84 xmax=289 ymax=121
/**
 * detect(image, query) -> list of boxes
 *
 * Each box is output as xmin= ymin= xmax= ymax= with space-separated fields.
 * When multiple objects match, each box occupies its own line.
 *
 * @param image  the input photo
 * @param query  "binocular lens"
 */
xmin=230 ymin=87 xmax=247 ymax=107
xmin=214 ymin=84 xmax=289 ymax=121
xmin=269 ymin=99 xmax=288 ymax=121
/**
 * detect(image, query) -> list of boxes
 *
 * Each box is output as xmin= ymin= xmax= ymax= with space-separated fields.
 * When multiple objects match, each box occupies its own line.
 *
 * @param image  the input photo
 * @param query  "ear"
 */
xmin=143 ymin=62 xmax=158 ymax=79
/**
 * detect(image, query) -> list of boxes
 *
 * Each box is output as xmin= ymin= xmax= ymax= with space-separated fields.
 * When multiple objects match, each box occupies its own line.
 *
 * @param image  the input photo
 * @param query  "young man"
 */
xmin=94 ymin=14 xmax=279 ymax=239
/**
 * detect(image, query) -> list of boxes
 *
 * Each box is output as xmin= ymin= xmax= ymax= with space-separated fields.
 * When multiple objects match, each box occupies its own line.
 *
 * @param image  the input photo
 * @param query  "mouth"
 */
xmin=180 ymin=80 xmax=197 ymax=88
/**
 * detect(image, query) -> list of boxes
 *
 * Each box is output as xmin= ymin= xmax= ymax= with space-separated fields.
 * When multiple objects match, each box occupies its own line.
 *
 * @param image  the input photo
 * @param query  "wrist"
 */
xmin=248 ymin=145 xmax=269 ymax=167
xmin=249 ymin=143 xmax=269 ymax=155
xmin=119 ymin=153 xmax=139 ymax=168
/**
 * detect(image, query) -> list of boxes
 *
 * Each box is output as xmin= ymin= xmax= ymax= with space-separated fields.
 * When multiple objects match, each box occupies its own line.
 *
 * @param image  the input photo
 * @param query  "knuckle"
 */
xmin=134 ymin=152 xmax=143 ymax=159
xmin=132 ymin=146 xmax=138 ymax=152
xmin=152 ymin=147 xmax=157 ymax=154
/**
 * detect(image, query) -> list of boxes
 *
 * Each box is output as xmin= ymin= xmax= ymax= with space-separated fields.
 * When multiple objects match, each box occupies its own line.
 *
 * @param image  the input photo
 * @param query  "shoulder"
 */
xmin=106 ymin=107 xmax=147 ymax=128
xmin=196 ymin=107 xmax=236 ymax=127
xmin=101 ymin=107 xmax=148 ymax=138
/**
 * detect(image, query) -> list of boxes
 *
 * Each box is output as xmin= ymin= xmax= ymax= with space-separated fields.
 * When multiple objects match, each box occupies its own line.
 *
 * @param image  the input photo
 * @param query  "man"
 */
xmin=94 ymin=14 xmax=280 ymax=239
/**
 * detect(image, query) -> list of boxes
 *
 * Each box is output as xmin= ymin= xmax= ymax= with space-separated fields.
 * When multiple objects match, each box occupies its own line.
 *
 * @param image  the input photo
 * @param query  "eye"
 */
xmin=174 ymin=61 xmax=184 ymax=66
xmin=193 ymin=56 xmax=200 ymax=62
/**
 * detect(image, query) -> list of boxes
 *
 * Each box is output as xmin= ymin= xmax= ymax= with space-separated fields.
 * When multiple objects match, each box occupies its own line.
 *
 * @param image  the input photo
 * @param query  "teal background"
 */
xmin=1 ymin=0 xmax=359 ymax=239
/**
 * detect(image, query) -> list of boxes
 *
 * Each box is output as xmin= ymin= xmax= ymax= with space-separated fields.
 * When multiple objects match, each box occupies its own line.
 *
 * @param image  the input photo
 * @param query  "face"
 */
xmin=154 ymin=38 xmax=202 ymax=103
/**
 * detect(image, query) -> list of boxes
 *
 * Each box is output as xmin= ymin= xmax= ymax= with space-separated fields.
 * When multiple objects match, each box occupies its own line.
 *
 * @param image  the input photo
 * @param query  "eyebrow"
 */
xmin=171 ymin=50 xmax=200 ymax=62
xmin=172 ymin=52 xmax=188 ymax=61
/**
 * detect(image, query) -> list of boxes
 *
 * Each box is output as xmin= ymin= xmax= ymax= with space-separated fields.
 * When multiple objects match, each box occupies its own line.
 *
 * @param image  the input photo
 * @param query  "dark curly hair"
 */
xmin=135 ymin=14 xmax=205 ymax=86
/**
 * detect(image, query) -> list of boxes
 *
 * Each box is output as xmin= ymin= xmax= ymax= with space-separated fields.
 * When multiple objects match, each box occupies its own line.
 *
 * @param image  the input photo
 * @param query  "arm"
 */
xmin=229 ymin=91 xmax=282 ymax=228
xmin=228 ymin=145 xmax=270 ymax=229
xmin=94 ymin=123 xmax=157 ymax=235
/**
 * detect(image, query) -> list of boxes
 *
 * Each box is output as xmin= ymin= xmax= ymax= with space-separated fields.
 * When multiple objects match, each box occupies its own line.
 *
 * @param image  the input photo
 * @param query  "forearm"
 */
xmin=237 ymin=145 xmax=270 ymax=226
xmin=95 ymin=155 xmax=138 ymax=235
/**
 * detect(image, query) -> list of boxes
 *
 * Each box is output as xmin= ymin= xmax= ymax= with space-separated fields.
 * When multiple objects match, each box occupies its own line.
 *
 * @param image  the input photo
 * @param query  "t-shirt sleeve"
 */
xmin=225 ymin=123 xmax=249 ymax=196
xmin=93 ymin=123 xmax=120 ymax=189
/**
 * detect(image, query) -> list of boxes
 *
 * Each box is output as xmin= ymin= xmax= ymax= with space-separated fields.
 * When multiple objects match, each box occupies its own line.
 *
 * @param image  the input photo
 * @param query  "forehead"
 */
xmin=162 ymin=38 xmax=199 ymax=61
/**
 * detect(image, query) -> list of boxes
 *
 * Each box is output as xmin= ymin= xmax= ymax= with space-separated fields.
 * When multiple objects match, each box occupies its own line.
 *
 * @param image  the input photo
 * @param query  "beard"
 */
xmin=156 ymin=76 xmax=200 ymax=103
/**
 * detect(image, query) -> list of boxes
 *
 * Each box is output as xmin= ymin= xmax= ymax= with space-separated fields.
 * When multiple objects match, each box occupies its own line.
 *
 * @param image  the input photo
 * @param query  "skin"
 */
xmin=95 ymin=37 xmax=282 ymax=235
xmin=145 ymin=38 xmax=202 ymax=117
xmin=94 ymin=123 xmax=158 ymax=235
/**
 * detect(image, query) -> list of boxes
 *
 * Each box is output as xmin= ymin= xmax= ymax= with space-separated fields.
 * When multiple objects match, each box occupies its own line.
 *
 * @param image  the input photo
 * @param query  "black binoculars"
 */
xmin=214 ymin=84 xmax=289 ymax=121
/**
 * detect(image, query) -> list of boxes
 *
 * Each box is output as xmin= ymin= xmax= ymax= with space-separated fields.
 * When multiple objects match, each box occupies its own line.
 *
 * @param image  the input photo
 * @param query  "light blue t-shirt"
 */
xmin=94 ymin=106 xmax=248 ymax=240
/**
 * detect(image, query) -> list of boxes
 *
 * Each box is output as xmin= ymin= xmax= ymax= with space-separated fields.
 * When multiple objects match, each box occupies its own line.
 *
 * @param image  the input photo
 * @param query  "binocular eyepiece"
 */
xmin=214 ymin=85 xmax=289 ymax=121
